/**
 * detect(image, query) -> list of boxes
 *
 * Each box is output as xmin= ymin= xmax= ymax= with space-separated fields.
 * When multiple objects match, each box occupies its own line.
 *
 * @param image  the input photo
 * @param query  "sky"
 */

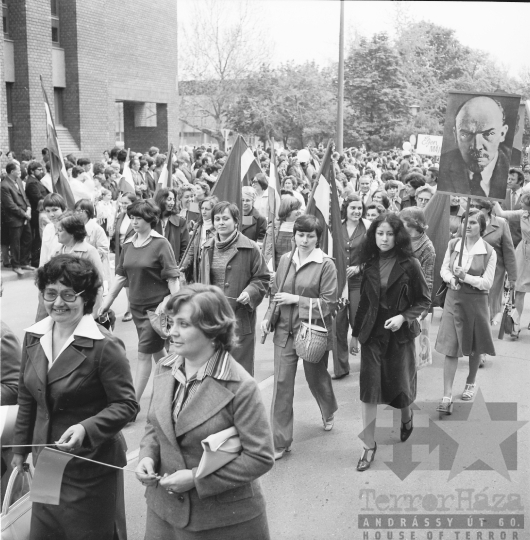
xmin=178 ymin=0 xmax=530 ymax=80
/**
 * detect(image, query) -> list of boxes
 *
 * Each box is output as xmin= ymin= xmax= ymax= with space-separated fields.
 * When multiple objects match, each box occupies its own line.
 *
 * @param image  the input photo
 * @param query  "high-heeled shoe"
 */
xmin=400 ymin=411 xmax=413 ymax=442
xmin=356 ymin=443 xmax=377 ymax=472
xmin=436 ymin=396 xmax=453 ymax=415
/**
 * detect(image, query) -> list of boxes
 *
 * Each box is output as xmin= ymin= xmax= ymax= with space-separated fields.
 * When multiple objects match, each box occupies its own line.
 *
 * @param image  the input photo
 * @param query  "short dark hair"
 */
xmin=278 ymin=195 xmax=302 ymax=222
xmin=117 ymin=149 xmax=128 ymax=163
xmin=71 ymin=166 xmax=84 ymax=179
xmin=109 ymin=146 xmax=121 ymax=160
xmin=127 ymin=199 xmax=160 ymax=227
xmin=384 ymin=180 xmax=400 ymax=191
xmin=36 ymin=254 xmax=101 ymax=315
xmin=93 ymin=161 xmax=106 ymax=176
xmin=165 ymin=284 xmax=237 ymax=351
xmin=148 ymin=146 xmax=159 ymax=157
xmin=252 ymin=173 xmax=269 ymax=191
xmin=427 ymin=167 xmax=439 ymax=180
xmin=404 ymin=172 xmax=426 ymax=190
xmin=6 ymin=162 xmax=19 ymax=175
xmin=77 ymin=157 xmax=91 ymax=167
xmin=74 ymin=199 xmax=95 ymax=220
xmin=465 ymin=208 xmax=487 ymax=236
xmin=212 ymin=201 xmax=240 ymax=225
xmin=58 ymin=212 xmax=88 ymax=243
xmin=27 ymin=161 xmax=43 ymax=175
xmin=43 ymin=193 xmax=66 ymax=211
xmin=509 ymin=168 xmax=524 ymax=186
xmin=365 ymin=202 xmax=386 ymax=216
xmin=120 ymin=192 xmax=138 ymax=204
xmin=372 ymin=190 xmax=390 ymax=210
xmin=381 ymin=172 xmax=396 ymax=182
xmin=360 ymin=213 xmax=413 ymax=263
xmin=293 ymin=214 xmax=324 ymax=242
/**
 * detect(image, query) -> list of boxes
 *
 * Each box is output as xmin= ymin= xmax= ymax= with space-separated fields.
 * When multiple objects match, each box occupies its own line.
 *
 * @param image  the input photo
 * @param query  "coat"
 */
xmin=154 ymin=214 xmax=189 ymax=264
xmin=1 ymin=176 xmax=29 ymax=227
xmin=13 ymin=319 xmax=138 ymax=478
xmin=502 ymin=188 xmax=523 ymax=247
xmin=138 ymin=354 xmax=274 ymax=532
xmin=113 ymin=211 xmax=134 ymax=263
xmin=352 ymin=254 xmax=431 ymax=345
xmin=241 ymin=208 xmax=267 ymax=243
xmin=25 ymin=175 xmax=49 ymax=229
xmin=1 ymin=322 xmax=21 ymax=406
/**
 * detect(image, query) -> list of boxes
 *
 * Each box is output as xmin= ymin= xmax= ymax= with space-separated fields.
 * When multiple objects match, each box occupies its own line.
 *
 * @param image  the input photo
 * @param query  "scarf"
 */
xmin=215 ymin=229 xmax=239 ymax=251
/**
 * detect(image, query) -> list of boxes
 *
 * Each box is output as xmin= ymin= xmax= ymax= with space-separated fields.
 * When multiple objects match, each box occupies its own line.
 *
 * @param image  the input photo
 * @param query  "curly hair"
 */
xmin=36 ymin=255 xmax=101 ymax=315
xmin=154 ymin=188 xmax=179 ymax=217
xmin=165 ymin=284 xmax=237 ymax=352
xmin=359 ymin=213 xmax=413 ymax=263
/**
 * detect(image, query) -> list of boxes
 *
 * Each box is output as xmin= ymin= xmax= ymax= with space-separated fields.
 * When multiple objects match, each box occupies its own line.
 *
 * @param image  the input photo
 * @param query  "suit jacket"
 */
xmin=25 ymin=175 xmax=49 ymax=229
xmin=352 ymin=255 xmax=431 ymax=344
xmin=138 ymin=354 xmax=274 ymax=531
xmin=440 ymin=146 xmax=511 ymax=200
xmin=13 ymin=321 xmax=138 ymax=478
xmin=241 ymin=207 xmax=267 ymax=243
xmin=502 ymin=189 xmax=523 ymax=247
xmin=483 ymin=215 xmax=517 ymax=281
xmin=1 ymin=177 xmax=29 ymax=227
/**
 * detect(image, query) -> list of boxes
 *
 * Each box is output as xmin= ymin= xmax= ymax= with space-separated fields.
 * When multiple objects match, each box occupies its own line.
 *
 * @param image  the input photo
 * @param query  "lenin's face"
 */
xmin=454 ymin=97 xmax=508 ymax=173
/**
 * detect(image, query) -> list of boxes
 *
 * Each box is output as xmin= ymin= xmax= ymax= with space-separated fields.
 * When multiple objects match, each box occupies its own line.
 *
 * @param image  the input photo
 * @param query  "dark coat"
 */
xmin=1 ymin=322 xmax=21 ymax=406
xmin=439 ymin=146 xmax=511 ymax=200
xmin=241 ymin=207 xmax=267 ymax=243
xmin=154 ymin=214 xmax=189 ymax=264
xmin=25 ymin=175 xmax=48 ymax=229
xmin=113 ymin=211 xmax=134 ymax=263
xmin=502 ymin=188 xmax=523 ymax=247
xmin=352 ymin=254 xmax=431 ymax=344
xmin=138 ymin=355 xmax=274 ymax=532
xmin=1 ymin=176 xmax=29 ymax=227
xmin=13 ymin=325 xmax=138 ymax=478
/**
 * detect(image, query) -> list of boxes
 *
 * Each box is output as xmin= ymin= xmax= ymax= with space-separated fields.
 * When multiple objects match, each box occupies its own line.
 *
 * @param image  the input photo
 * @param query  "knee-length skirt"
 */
xmin=515 ymin=240 xmax=530 ymax=293
xmin=435 ymin=288 xmax=495 ymax=357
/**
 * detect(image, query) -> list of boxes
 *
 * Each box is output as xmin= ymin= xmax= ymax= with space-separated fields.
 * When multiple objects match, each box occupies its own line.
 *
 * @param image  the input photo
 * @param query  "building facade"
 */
xmin=1 ymin=0 xmax=179 ymax=162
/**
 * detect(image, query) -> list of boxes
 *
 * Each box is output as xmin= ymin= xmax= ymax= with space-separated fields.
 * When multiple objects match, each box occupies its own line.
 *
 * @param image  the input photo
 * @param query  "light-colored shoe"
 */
xmin=323 ymin=415 xmax=334 ymax=431
xmin=462 ymin=383 xmax=476 ymax=401
xmin=274 ymin=446 xmax=291 ymax=461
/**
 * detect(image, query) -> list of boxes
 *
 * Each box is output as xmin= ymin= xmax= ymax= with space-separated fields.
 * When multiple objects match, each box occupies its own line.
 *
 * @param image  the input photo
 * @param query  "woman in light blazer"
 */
xmin=135 ymin=285 xmax=274 ymax=540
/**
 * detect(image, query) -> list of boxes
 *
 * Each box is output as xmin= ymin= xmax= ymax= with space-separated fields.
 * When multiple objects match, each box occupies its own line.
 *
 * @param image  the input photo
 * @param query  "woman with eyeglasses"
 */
xmin=414 ymin=185 xmax=435 ymax=209
xmin=12 ymin=255 xmax=138 ymax=540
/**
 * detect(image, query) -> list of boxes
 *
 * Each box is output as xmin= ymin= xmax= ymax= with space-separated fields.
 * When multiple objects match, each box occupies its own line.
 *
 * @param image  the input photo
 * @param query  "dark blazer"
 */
xmin=113 ymin=212 xmax=135 ymax=263
xmin=1 ymin=322 xmax=21 ymax=406
xmin=138 ymin=355 xmax=274 ymax=531
xmin=146 ymin=171 xmax=157 ymax=195
xmin=13 ymin=324 xmax=138 ymax=478
xmin=1 ymin=176 xmax=29 ymax=227
xmin=502 ymin=188 xmax=523 ymax=247
xmin=483 ymin=215 xmax=517 ymax=282
xmin=241 ymin=208 xmax=267 ymax=243
xmin=352 ymin=255 xmax=431 ymax=344
xmin=440 ymin=146 xmax=511 ymax=200
xmin=25 ymin=175 xmax=49 ymax=229
xmin=154 ymin=214 xmax=189 ymax=264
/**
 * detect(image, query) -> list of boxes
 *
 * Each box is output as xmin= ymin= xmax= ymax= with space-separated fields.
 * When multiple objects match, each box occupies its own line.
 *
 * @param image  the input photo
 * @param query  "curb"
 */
xmin=1 ymin=269 xmax=37 ymax=284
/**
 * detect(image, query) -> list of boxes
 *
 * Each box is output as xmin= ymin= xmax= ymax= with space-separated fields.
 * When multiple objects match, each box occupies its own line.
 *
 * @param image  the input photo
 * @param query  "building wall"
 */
xmin=0 ymin=31 xmax=9 ymax=155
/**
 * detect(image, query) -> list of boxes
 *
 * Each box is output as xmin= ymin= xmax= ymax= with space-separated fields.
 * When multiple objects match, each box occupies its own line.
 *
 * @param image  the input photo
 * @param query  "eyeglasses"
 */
xmin=74 ymin=209 xmax=87 ymax=214
xmin=43 ymin=289 xmax=85 ymax=302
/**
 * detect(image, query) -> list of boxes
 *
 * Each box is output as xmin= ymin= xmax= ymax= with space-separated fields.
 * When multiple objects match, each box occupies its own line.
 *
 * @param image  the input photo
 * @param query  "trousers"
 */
xmin=271 ymin=335 xmax=338 ymax=450
xmin=8 ymin=222 xmax=31 ymax=267
xmin=333 ymin=286 xmax=361 ymax=377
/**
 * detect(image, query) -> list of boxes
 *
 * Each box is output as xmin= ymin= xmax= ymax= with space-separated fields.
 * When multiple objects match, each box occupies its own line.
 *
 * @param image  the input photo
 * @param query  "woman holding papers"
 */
xmin=12 ymin=255 xmax=137 ymax=540
xmin=261 ymin=214 xmax=338 ymax=461
xmin=135 ymin=284 xmax=274 ymax=540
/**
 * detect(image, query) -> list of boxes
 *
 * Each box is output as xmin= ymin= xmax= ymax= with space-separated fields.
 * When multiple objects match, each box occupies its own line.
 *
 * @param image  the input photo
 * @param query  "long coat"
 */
xmin=200 ymin=234 xmax=269 ymax=375
xmin=138 ymin=354 xmax=274 ymax=533
xmin=154 ymin=214 xmax=190 ymax=265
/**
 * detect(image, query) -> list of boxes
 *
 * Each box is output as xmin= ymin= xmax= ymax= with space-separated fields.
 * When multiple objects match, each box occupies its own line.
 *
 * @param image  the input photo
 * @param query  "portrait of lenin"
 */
xmin=438 ymin=91 xmax=521 ymax=201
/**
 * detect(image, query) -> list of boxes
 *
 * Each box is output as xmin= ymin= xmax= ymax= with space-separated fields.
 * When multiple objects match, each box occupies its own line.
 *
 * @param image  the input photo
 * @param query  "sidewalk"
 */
xmin=1 ymin=266 xmax=37 ymax=284
xmin=259 ymin=308 xmax=530 ymax=540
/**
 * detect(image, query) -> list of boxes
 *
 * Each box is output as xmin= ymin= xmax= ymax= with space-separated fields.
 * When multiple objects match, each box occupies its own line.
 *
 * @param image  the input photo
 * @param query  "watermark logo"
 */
xmin=358 ymin=389 xmax=527 ymax=481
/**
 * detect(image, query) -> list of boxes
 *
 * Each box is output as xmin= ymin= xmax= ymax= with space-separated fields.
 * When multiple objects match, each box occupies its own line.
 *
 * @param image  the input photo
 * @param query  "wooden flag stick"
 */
xmin=457 ymin=197 xmax=472 ymax=268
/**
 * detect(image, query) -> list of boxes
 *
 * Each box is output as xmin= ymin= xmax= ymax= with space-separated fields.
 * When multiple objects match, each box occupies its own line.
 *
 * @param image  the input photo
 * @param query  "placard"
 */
xmin=416 ymin=134 xmax=443 ymax=156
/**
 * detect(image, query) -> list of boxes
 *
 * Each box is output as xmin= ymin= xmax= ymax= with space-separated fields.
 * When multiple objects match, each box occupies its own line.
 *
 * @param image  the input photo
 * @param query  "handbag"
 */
xmin=195 ymin=427 xmax=242 ymax=479
xmin=498 ymin=289 xmax=515 ymax=340
xmin=147 ymin=293 xmax=176 ymax=339
xmin=414 ymin=317 xmax=432 ymax=369
xmin=1 ymin=465 xmax=32 ymax=540
xmin=295 ymin=298 xmax=328 ymax=364
xmin=435 ymin=281 xmax=448 ymax=308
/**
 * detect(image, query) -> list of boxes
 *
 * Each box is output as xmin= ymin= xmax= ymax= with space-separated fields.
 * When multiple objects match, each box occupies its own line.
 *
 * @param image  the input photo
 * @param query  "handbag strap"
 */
xmin=307 ymin=298 xmax=326 ymax=329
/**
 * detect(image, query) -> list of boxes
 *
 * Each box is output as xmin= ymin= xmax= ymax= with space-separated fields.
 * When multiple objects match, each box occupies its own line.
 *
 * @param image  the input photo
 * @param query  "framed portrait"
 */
xmin=438 ymin=91 xmax=521 ymax=201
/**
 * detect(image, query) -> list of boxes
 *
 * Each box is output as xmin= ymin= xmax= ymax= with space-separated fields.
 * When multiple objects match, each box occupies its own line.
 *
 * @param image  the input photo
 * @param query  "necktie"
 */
xmin=512 ymin=191 xmax=517 ymax=210
xmin=470 ymin=172 xmax=485 ymax=197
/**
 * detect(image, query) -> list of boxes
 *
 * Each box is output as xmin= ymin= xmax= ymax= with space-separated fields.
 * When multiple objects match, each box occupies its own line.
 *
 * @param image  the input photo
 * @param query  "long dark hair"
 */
xmin=359 ymin=213 xmax=413 ymax=263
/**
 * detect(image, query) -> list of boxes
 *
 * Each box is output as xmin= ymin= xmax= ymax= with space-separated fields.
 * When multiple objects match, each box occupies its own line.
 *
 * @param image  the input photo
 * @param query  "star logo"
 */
xmin=435 ymin=388 xmax=527 ymax=481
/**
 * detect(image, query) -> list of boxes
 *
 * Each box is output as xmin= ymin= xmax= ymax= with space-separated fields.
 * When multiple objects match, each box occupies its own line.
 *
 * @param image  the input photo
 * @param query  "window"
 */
xmin=3 ymin=2 xmax=9 ymax=38
xmin=51 ymin=0 xmax=60 ymax=44
xmin=115 ymin=102 xmax=124 ymax=145
xmin=54 ymin=88 xmax=64 ymax=126
xmin=6 ymin=83 xmax=14 ymax=150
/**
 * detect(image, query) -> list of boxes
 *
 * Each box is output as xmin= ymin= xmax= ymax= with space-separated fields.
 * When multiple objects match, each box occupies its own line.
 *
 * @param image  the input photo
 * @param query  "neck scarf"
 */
xmin=215 ymin=229 xmax=239 ymax=251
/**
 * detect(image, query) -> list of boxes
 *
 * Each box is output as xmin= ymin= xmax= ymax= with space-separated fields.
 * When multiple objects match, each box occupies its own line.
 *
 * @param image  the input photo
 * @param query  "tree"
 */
xmin=178 ymin=0 xmax=271 ymax=149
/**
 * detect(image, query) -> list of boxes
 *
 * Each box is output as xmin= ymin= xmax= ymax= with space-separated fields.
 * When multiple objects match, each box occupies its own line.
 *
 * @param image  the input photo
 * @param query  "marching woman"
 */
xmin=135 ymin=284 xmax=274 ymax=540
xmin=334 ymin=194 xmax=371 ymax=379
xmin=350 ymin=214 xmax=430 ymax=471
xmin=181 ymin=195 xmax=218 ymax=284
xmin=435 ymin=209 xmax=496 ymax=414
xmin=154 ymin=188 xmax=190 ymax=264
xmin=241 ymin=186 xmax=267 ymax=244
xmin=200 ymin=202 xmax=269 ymax=376
xmin=261 ymin=215 xmax=338 ymax=460
xmin=99 ymin=200 xmax=180 ymax=404
xmin=13 ymin=255 xmax=137 ymax=540
xmin=491 ymin=197 xmax=530 ymax=337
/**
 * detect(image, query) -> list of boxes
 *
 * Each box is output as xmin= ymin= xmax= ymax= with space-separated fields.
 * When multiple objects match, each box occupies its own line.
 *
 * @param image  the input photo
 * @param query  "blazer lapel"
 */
xmin=47 ymin=338 xmax=91 ymax=384
xmin=484 ymin=217 xmax=499 ymax=237
xmin=386 ymin=258 xmax=406 ymax=291
xmin=175 ymin=377 xmax=235 ymax=437
xmin=26 ymin=340 xmax=48 ymax=387
xmin=153 ymin=367 xmax=179 ymax=449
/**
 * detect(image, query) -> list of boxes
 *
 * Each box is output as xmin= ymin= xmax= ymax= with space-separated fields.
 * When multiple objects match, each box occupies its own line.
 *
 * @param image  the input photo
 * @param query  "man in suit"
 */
xmin=25 ymin=161 xmax=49 ymax=267
xmin=502 ymin=167 xmax=525 ymax=247
xmin=439 ymin=96 xmax=511 ymax=199
xmin=1 ymin=162 xmax=33 ymax=275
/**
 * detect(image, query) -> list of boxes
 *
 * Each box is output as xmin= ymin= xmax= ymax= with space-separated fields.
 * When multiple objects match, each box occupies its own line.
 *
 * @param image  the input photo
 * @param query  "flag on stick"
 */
xmin=212 ymin=135 xmax=262 ymax=211
xmin=157 ymin=143 xmax=174 ymax=190
xmin=40 ymin=76 xmax=76 ymax=209
xmin=262 ymin=138 xmax=282 ymax=270
xmin=31 ymin=447 xmax=75 ymax=505
xmin=306 ymin=146 xmax=348 ymax=302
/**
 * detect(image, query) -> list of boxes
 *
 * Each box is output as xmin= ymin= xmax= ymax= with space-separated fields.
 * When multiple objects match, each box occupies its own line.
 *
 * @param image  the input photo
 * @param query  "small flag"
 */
xmin=119 ymin=149 xmax=135 ymax=194
xmin=31 ymin=447 xmax=75 ymax=505
xmin=40 ymin=76 xmax=76 ymax=209
xmin=262 ymin=139 xmax=282 ymax=270
xmin=157 ymin=143 xmax=174 ymax=190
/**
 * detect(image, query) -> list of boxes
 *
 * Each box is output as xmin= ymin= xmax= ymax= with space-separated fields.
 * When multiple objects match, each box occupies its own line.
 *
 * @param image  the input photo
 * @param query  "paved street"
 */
xmin=2 ymin=269 xmax=529 ymax=539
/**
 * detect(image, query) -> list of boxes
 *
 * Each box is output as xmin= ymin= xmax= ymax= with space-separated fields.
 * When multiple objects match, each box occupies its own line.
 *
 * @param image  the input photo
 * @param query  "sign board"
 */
xmin=416 ymin=134 xmax=443 ymax=156
xmin=511 ymin=103 xmax=526 ymax=166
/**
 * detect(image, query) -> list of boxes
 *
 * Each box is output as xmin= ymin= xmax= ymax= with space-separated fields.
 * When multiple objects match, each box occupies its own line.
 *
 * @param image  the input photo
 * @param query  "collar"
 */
xmin=292 ymin=247 xmax=326 ymax=269
xmin=467 ymin=154 xmax=498 ymax=196
xmin=25 ymin=314 xmax=105 ymax=339
xmin=124 ymin=229 xmax=164 ymax=244
xmin=454 ymin=237 xmax=488 ymax=256
xmin=161 ymin=349 xmax=234 ymax=382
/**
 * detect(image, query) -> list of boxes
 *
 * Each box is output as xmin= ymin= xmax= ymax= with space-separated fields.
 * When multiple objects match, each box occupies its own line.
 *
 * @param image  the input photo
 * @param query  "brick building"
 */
xmin=1 ymin=0 xmax=179 ymax=162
